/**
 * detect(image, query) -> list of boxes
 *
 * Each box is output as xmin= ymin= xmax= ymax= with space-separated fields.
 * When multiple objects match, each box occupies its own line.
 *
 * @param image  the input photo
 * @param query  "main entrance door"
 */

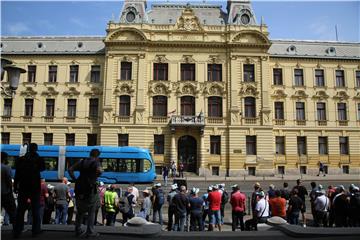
xmin=178 ymin=135 xmax=197 ymax=173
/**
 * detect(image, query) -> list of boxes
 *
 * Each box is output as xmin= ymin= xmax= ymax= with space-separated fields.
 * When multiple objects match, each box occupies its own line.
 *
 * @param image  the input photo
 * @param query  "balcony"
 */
xmin=274 ymin=119 xmax=285 ymax=125
xmin=87 ymin=116 xmax=99 ymax=123
xmin=116 ymin=116 xmax=131 ymax=123
xmin=338 ymin=120 xmax=348 ymax=126
xmin=317 ymin=120 xmax=327 ymax=126
xmin=296 ymin=120 xmax=306 ymax=126
xmin=22 ymin=116 xmax=33 ymax=122
xmin=206 ymin=117 xmax=224 ymax=124
xmin=44 ymin=116 xmax=54 ymax=122
xmin=66 ymin=116 xmax=76 ymax=122
xmin=170 ymin=115 xmax=205 ymax=127
xmin=1 ymin=116 xmax=11 ymax=122
xmin=243 ymin=117 xmax=258 ymax=125
xmin=150 ymin=116 xmax=168 ymax=124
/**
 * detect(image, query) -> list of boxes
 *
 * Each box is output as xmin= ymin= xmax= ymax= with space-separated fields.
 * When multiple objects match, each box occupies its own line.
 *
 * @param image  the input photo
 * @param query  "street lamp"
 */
xmin=1 ymin=58 xmax=26 ymax=97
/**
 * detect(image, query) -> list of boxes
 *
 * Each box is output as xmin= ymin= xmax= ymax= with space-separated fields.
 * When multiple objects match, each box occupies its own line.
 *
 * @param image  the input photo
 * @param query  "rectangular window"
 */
xmin=25 ymin=99 xmax=34 ymax=117
xmin=153 ymin=63 xmax=168 ymax=81
xmin=154 ymin=135 xmax=164 ymax=154
xmin=120 ymin=62 xmax=132 ymax=80
xmin=358 ymin=103 xmax=360 ymax=120
xmin=22 ymin=133 xmax=31 ymax=145
xmin=297 ymin=136 xmax=307 ymax=155
xmin=339 ymin=137 xmax=349 ymax=155
xmin=296 ymin=102 xmax=305 ymax=120
xmin=208 ymin=97 xmax=222 ymax=117
xmin=277 ymin=166 xmax=285 ymax=175
xmin=275 ymin=136 xmax=285 ymax=155
xmin=90 ymin=65 xmax=101 ymax=83
xmin=356 ymin=71 xmax=360 ymax=88
xmin=1 ymin=132 xmax=10 ymax=144
xmin=119 ymin=96 xmax=130 ymax=116
xmin=87 ymin=134 xmax=97 ymax=146
xmin=210 ymin=135 xmax=221 ymax=155
xmin=66 ymin=133 xmax=75 ymax=146
xmin=338 ymin=103 xmax=347 ymax=121
xmin=244 ymin=64 xmax=255 ymax=82
xmin=3 ymin=99 xmax=12 ymax=116
xmin=294 ymin=69 xmax=304 ymax=86
xmin=118 ymin=134 xmax=129 ymax=147
xmin=273 ymin=68 xmax=283 ymax=85
xmin=342 ymin=165 xmax=349 ymax=174
xmin=212 ymin=166 xmax=220 ymax=176
xmin=89 ymin=98 xmax=99 ymax=118
xmin=181 ymin=63 xmax=195 ymax=81
xmin=48 ymin=65 xmax=57 ymax=83
xmin=46 ymin=99 xmax=55 ymax=117
xmin=300 ymin=166 xmax=307 ymax=174
xmin=69 ymin=65 xmax=79 ymax=83
xmin=315 ymin=69 xmax=325 ymax=87
xmin=27 ymin=65 xmax=36 ymax=83
xmin=246 ymin=135 xmax=257 ymax=155
xmin=248 ymin=167 xmax=256 ymax=176
xmin=317 ymin=102 xmax=326 ymax=121
xmin=208 ymin=64 xmax=222 ymax=82
xmin=274 ymin=102 xmax=284 ymax=119
xmin=318 ymin=137 xmax=328 ymax=155
xmin=44 ymin=133 xmax=53 ymax=145
xmin=153 ymin=96 xmax=167 ymax=117
xmin=244 ymin=97 xmax=256 ymax=118
xmin=336 ymin=70 xmax=345 ymax=87
xmin=67 ymin=99 xmax=77 ymax=118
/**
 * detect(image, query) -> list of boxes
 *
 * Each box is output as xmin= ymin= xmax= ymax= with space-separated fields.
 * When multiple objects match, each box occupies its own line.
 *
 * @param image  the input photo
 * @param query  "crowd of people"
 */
xmin=1 ymin=144 xmax=360 ymax=238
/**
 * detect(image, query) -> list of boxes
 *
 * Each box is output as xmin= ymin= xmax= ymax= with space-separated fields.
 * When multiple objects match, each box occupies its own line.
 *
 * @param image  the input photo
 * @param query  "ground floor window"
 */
xmin=300 ymin=166 xmax=307 ymax=174
xmin=277 ymin=166 xmax=285 ymax=175
xmin=342 ymin=165 xmax=349 ymax=174
xmin=248 ymin=167 xmax=256 ymax=176
xmin=212 ymin=166 xmax=219 ymax=176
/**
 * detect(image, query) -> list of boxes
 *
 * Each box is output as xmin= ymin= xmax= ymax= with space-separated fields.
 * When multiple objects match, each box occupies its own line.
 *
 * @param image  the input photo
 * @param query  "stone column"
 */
xmin=170 ymin=128 xmax=176 ymax=166
xmin=199 ymin=128 xmax=205 ymax=176
xmin=135 ymin=54 xmax=146 ymax=123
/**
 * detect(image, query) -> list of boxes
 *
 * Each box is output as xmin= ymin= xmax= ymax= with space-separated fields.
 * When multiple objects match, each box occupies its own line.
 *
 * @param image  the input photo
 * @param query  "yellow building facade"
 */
xmin=1 ymin=0 xmax=360 ymax=176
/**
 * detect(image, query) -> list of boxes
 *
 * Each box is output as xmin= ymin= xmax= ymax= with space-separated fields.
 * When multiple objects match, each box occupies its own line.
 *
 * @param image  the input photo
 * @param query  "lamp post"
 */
xmin=1 ymin=58 xmax=26 ymax=97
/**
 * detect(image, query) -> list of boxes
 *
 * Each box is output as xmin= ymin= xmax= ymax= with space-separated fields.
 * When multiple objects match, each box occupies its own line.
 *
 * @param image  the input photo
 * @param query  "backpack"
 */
xmin=156 ymin=189 xmax=165 ymax=206
xmin=221 ymin=190 xmax=229 ymax=205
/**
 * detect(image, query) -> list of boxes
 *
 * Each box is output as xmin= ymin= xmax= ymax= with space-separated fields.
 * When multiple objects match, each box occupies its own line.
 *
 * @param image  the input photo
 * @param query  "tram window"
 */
xmin=142 ymin=159 xmax=151 ymax=172
xmin=43 ymin=157 xmax=58 ymax=171
xmin=66 ymin=158 xmax=85 ymax=170
xmin=102 ymin=158 xmax=118 ymax=172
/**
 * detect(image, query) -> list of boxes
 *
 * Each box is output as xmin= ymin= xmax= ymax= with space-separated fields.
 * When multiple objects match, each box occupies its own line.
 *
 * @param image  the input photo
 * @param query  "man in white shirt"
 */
xmin=314 ymin=187 xmax=330 ymax=227
xmin=245 ymin=191 xmax=269 ymax=230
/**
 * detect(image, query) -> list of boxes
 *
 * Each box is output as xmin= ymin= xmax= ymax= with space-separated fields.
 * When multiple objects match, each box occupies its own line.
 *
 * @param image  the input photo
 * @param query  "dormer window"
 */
xmin=126 ymin=11 xmax=136 ymax=23
xmin=241 ymin=14 xmax=250 ymax=25
xmin=326 ymin=47 xmax=336 ymax=56
xmin=287 ymin=45 xmax=297 ymax=53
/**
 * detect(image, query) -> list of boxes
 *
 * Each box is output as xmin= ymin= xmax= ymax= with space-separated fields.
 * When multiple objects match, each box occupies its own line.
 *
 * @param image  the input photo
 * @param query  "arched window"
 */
xmin=119 ymin=95 xmax=130 ymax=116
xmin=153 ymin=96 xmax=167 ymax=117
xmin=181 ymin=96 xmax=195 ymax=116
xmin=244 ymin=97 xmax=256 ymax=118
xmin=208 ymin=96 xmax=222 ymax=117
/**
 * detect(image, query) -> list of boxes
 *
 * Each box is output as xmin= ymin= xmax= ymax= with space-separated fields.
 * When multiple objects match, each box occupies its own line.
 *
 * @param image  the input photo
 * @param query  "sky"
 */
xmin=1 ymin=0 xmax=359 ymax=42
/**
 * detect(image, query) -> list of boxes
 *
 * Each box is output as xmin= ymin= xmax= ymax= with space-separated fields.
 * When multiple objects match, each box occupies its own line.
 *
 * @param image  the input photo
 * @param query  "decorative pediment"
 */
xmin=333 ymin=91 xmax=349 ymax=100
xmin=176 ymin=6 xmax=202 ymax=31
xmin=245 ymin=57 xmax=256 ymax=64
xmin=173 ymin=82 xmax=199 ymax=96
xmin=291 ymin=90 xmax=308 ymax=99
xmin=121 ymin=55 xmax=133 ymax=62
xmin=28 ymin=59 xmax=37 ymax=65
xmin=71 ymin=60 xmax=80 ymax=65
xmin=148 ymin=82 xmax=171 ymax=96
xmin=107 ymin=29 xmax=147 ymax=41
xmin=84 ymin=87 xmax=103 ymax=97
xmin=20 ymin=87 xmax=37 ymax=97
xmin=208 ymin=55 xmax=222 ymax=64
xmin=202 ymin=82 xmax=226 ymax=96
xmin=312 ymin=91 xmax=329 ymax=100
xmin=271 ymin=89 xmax=287 ymax=99
xmin=49 ymin=59 xmax=57 ymax=65
xmin=239 ymin=85 xmax=259 ymax=97
xmin=153 ymin=55 xmax=168 ymax=63
xmin=181 ymin=55 xmax=195 ymax=63
xmin=114 ymin=81 xmax=134 ymax=96
xmin=232 ymin=30 xmax=270 ymax=45
xmin=41 ymin=87 xmax=59 ymax=97
xmin=63 ymin=87 xmax=80 ymax=97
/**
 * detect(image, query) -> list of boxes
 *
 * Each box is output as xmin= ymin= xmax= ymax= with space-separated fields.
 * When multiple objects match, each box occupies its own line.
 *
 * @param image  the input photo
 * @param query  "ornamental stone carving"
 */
xmin=271 ymin=89 xmax=287 ymax=99
xmin=84 ymin=87 xmax=103 ymax=96
xmin=207 ymin=55 xmax=222 ymax=64
xmin=181 ymin=55 xmax=195 ymax=63
xmin=20 ymin=87 xmax=37 ymax=97
xmin=176 ymin=6 xmax=202 ymax=32
xmin=312 ymin=91 xmax=329 ymax=100
xmin=63 ymin=87 xmax=80 ymax=97
xmin=353 ymin=92 xmax=360 ymax=100
xmin=239 ymin=85 xmax=259 ymax=97
xmin=173 ymin=82 xmax=199 ymax=96
xmin=148 ymin=81 xmax=171 ymax=96
xmin=41 ymin=87 xmax=59 ymax=97
xmin=291 ymin=90 xmax=308 ymax=99
xmin=153 ymin=55 xmax=168 ymax=63
xmin=202 ymin=82 xmax=226 ymax=96
xmin=333 ymin=91 xmax=349 ymax=100
xmin=114 ymin=81 xmax=134 ymax=96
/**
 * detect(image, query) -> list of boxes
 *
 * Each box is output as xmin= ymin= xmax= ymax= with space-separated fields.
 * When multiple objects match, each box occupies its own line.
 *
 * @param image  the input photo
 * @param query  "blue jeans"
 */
xmin=175 ymin=212 xmax=187 ymax=232
xmin=55 ymin=203 xmax=68 ymax=224
xmin=210 ymin=210 xmax=221 ymax=225
xmin=288 ymin=212 xmax=300 ymax=225
xmin=152 ymin=206 xmax=163 ymax=225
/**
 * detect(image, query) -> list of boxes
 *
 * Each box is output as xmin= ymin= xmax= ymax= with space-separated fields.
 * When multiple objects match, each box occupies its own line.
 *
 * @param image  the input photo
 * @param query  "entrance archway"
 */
xmin=178 ymin=135 xmax=197 ymax=173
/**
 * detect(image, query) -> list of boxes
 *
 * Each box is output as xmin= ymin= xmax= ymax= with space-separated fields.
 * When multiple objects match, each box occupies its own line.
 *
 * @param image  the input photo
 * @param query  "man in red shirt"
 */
xmin=268 ymin=190 xmax=286 ymax=219
xmin=208 ymin=185 xmax=222 ymax=231
xmin=230 ymin=184 xmax=246 ymax=231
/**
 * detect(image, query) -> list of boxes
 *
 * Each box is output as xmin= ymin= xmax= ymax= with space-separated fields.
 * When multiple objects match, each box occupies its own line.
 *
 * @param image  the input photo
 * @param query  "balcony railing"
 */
xmin=22 ymin=116 xmax=33 ymax=122
xmin=170 ymin=115 xmax=205 ymax=127
xmin=338 ymin=120 xmax=348 ymax=126
xmin=296 ymin=120 xmax=306 ymax=126
xmin=317 ymin=120 xmax=327 ymax=126
xmin=206 ymin=117 xmax=224 ymax=124
xmin=44 ymin=116 xmax=54 ymax=122
xmin=66 ymin=116 xmax=76 ymax=122
xmin=87 ymin=116 xmax=99 ymax=123
xmin=117 ymin=116 xmax=131 ymax=123
xmin=150 ymin=116 xmax=168 ymax=124
xmin=243 ymin=117 xmax=257 ymax=125
xmin=274 ymin=119 xmax=285 ymax=125
xmin=1 ymin=116 xmax=11 ymax=122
